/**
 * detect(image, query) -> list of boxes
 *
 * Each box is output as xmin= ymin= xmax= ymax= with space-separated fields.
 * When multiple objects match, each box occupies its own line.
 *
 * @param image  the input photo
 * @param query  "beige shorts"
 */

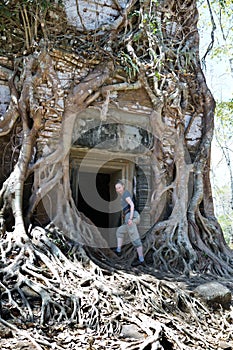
xmin=116 ymin=211 xmax=141 ymax=246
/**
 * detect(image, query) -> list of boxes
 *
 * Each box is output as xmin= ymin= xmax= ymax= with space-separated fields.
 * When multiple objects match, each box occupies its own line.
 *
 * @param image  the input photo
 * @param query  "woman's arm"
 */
xmin=125 ymin=197 xmax=134 ymax=224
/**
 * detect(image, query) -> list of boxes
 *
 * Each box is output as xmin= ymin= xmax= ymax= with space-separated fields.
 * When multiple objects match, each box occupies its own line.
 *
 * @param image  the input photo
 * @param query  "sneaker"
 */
xmin=131 ymin=260 xmax=145 ymax=267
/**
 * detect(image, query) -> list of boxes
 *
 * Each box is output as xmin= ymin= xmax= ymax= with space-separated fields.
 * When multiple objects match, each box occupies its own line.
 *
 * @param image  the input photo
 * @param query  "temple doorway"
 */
xmin=74 ymin=170 xmax=122 ymax=231
xmin=70 ymin=148 xmax=152 ymax=239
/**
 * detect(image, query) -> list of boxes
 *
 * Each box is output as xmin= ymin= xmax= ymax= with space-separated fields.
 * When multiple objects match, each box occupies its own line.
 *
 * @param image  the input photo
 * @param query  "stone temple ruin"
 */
xmin=0 ymin=0 xmax=202 ymax=243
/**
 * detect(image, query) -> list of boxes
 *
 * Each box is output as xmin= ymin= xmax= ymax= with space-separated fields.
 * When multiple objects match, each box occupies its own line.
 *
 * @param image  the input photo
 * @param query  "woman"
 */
xmin=115 ymin=180 xmax=145 ymax=265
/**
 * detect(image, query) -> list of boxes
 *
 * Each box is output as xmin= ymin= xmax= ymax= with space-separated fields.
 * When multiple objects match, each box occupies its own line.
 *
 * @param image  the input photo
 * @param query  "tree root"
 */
xmin=0 ymin=225 xmax=233 ymax=350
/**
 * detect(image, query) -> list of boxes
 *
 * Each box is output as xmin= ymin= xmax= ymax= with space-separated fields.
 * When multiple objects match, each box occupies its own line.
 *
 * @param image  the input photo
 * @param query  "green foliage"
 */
xmin=214 ymin=184 xmax=233 ymax=244
xmin=0 ymin=0 xmax=63 ymax=9
xmin=215 ymin=100 xmax=233 ymax=137
xmin=218 ymin=214 xmax=232 ymax=245
xmin=205 ymin=0 xmax=233 ymax=61
xmin=128 ymin=9 xmax=140 ymax=19
xmin=212 ymin=100 xmax=233 ymax=242
xmin=0 ymin=0 xmax=64 ymax=55
xmin=118 ymin=51 xmax=139 ymax=79
xmin=199 ymin=1 xmax=233 ymax=242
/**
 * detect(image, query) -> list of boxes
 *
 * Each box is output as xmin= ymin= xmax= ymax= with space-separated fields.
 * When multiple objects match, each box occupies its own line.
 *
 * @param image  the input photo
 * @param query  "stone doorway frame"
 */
xmin=70 ymin=147 xmax=152 ymax=236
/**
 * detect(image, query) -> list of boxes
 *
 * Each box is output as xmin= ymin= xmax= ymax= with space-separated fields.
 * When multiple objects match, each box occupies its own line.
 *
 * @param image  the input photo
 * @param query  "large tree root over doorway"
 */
xmin=0 ymin=225 xmax=233 ymax=350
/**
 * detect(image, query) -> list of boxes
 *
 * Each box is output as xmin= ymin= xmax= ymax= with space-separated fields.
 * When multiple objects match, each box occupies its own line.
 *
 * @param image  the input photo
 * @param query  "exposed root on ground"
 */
xmin=0 ymin=226 xmax=233 ymax=350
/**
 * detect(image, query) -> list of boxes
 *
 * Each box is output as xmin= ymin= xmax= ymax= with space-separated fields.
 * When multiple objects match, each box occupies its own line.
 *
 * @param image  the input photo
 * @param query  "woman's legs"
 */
xmin=116 ymin=237 xmax=123 ymax=253
xmin=116 ymin=225 xmax=127 ymax=253
xmin=136 ymin=245 xmax=144 ymax=262
xmin=116 ymin=213 xmax=144 ymax=262
xmin=127 ymin=221 xmax=144 ymax=262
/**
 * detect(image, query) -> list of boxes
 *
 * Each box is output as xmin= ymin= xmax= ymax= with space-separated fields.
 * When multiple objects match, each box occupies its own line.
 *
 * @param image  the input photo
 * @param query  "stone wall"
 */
xmin=64 ymin=0 xmax=128 ymax=31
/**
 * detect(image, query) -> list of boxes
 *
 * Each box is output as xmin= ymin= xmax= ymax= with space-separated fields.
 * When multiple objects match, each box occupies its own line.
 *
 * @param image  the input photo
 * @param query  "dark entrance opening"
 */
xmin=70 ymin=164 xmax=122 ymax=238
xmin=77 ymin=173 xmax=111 ymax=229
